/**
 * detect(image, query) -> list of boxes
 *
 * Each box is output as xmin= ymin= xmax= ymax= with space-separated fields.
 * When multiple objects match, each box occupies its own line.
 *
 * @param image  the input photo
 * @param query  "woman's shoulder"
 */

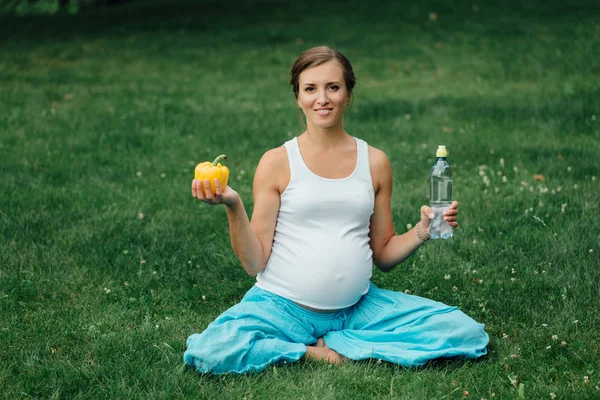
xmin=367 ymin=144 xmax=391 ymax=171
xmin=255 ymin=145 xmax=290 ymax=193
xmin=366 ymin=143 xmax=392 ymax=193
xmin=258 ymin=145 xmax=288 ymax=169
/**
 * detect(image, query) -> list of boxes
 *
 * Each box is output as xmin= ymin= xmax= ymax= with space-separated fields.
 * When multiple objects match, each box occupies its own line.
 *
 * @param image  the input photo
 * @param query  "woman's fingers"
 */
xmin=192 ymin=179 xmax=203 ymax=199
xmin=421 ymin=205 xmax=434 ymax=219
xmin=203 ymin=179 xmax=213 ymax=200
xmin=444 ymin=208 xmax=458 ymax=216
xmin=214 ymin=179 xmax=222 ymax=197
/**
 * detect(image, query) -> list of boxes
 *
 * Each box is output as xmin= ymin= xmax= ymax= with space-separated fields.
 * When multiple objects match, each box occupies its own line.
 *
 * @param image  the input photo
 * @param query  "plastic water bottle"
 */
xmin=429 ymin=145 xmax=453 ymax=239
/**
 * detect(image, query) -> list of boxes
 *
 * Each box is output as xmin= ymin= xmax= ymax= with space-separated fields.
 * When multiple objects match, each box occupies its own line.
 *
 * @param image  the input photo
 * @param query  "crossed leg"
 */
xmin=303 ymin=337 xmax=347 ymax=365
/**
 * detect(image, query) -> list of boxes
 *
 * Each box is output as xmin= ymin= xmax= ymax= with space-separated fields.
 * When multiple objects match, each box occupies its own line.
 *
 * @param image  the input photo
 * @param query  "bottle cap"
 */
xmin=436 ymin=145 xmax=448 ymax=157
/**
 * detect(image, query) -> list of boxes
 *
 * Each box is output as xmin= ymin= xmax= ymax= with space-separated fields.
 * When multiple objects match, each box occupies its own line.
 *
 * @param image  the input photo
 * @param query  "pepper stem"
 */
xmin=212 ymin=154 xmax=228 ymax=166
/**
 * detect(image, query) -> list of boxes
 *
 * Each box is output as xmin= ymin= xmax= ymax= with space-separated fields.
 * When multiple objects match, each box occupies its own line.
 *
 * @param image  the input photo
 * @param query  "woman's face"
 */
xmin=297 ymin=61 xmax=350 ymax=130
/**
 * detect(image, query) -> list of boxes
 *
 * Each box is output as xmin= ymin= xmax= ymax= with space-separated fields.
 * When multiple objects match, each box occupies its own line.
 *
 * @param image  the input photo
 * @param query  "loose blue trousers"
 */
xmin=184 ymin=283 xmax=489 ymax=374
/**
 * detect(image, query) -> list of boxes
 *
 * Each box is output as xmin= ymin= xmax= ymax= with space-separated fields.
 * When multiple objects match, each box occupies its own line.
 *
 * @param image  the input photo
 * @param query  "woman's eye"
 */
xmin=329 ymin=85 xmax=339 ymax=91
xmin=305 ymin=87 xmax=315 ymax=92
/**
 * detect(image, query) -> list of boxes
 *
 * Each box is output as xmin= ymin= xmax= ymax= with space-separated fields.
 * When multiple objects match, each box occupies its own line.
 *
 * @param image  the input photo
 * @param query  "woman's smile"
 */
xmin=315 ymin=107 xmax=333 ymax=116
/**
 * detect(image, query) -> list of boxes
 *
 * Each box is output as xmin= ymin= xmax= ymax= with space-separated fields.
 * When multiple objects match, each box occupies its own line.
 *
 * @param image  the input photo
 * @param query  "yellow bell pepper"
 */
xmin=195 ymin=154 xmax=229 ymax=195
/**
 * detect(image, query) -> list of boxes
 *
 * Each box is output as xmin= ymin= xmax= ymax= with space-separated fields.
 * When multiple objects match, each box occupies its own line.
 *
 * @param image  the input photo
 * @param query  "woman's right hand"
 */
xmin=192 ymin=179 xmax=239 ymax=206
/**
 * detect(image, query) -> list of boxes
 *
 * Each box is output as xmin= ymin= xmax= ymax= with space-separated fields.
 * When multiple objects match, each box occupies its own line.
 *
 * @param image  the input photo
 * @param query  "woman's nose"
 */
xmin=317 ymin=92 xmax=329 ymax=105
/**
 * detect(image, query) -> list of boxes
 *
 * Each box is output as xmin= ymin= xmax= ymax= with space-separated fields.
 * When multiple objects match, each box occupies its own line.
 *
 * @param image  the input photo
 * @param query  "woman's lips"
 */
xmin=315 ymin=108 xmax=333 ymax=116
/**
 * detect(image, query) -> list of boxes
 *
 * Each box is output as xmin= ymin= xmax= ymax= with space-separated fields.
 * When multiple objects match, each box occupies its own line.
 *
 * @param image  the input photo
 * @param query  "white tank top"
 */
xmin=255 ymin=136 xmax=375 ymax=310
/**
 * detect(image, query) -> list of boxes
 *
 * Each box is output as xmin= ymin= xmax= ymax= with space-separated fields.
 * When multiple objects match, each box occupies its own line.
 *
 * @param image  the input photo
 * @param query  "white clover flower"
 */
xmin=406 ymin=223 xmax=413 ymax=230
xmin=550 ymin=393 xmax=556 ymax=399
xmin=136 ymin=171 xmax=142 ymax=177
xmin=561 ymin=340 xmax=567 ymax=346
xmin=567 ymin=166 xmax=572 ymax=172
xmin=502 ymin=333 xmax=509 ymax=339
xmin=444 ymin=274 xmax=451 ymax=280
xmin=546 ymin=346 xmax=552 ymax=350
xmin=499 ymin=158 xmax=505 ymax=168
xmin=502 ymin=176 xmax=508 ymax=183
xmin=552 ymin=335 xmax=558 ymax=341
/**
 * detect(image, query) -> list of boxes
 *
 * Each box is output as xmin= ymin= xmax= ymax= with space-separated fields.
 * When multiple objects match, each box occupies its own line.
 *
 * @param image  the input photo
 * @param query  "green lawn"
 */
xmin=1 ymin=0 xmax=599 ymax=398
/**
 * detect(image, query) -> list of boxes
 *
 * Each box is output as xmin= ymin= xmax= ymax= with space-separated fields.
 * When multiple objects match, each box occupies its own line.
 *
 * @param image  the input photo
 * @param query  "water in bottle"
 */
xmin=429 ymin=145 xmax=453 ymax=239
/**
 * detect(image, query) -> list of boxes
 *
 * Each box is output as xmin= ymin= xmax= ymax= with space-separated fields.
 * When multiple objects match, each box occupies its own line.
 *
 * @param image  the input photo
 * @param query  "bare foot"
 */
xmin=303 ymin=337 xmax=347 ymax=366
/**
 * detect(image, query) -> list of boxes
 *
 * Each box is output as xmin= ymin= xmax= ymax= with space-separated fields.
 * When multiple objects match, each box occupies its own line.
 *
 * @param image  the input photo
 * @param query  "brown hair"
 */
xmin=290 ymin=46 xmax=356 ymax=99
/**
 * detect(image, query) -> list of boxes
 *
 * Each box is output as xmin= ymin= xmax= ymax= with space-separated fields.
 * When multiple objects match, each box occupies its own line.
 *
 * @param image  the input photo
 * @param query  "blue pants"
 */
xmin=184 ymin=283 xmax=489 ymax=374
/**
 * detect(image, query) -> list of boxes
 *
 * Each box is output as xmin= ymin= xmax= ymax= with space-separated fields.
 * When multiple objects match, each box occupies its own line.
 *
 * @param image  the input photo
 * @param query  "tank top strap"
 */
xmin=283 ymin=137 xmax=309 ymax=181
xmin=354 ymin=137 xmax=372 ymax=181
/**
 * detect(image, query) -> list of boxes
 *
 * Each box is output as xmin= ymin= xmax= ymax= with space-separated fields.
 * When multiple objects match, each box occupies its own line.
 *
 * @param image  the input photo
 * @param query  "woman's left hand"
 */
xmin=443 ymin=201 xmax=460 ymax=228
xmin=420 ymin=201 xmax=460 ymax=229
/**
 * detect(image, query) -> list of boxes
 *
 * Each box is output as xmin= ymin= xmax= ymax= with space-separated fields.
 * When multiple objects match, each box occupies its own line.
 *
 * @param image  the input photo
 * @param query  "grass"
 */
xmin=1 ymin=0 xmax=599 ymax=398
